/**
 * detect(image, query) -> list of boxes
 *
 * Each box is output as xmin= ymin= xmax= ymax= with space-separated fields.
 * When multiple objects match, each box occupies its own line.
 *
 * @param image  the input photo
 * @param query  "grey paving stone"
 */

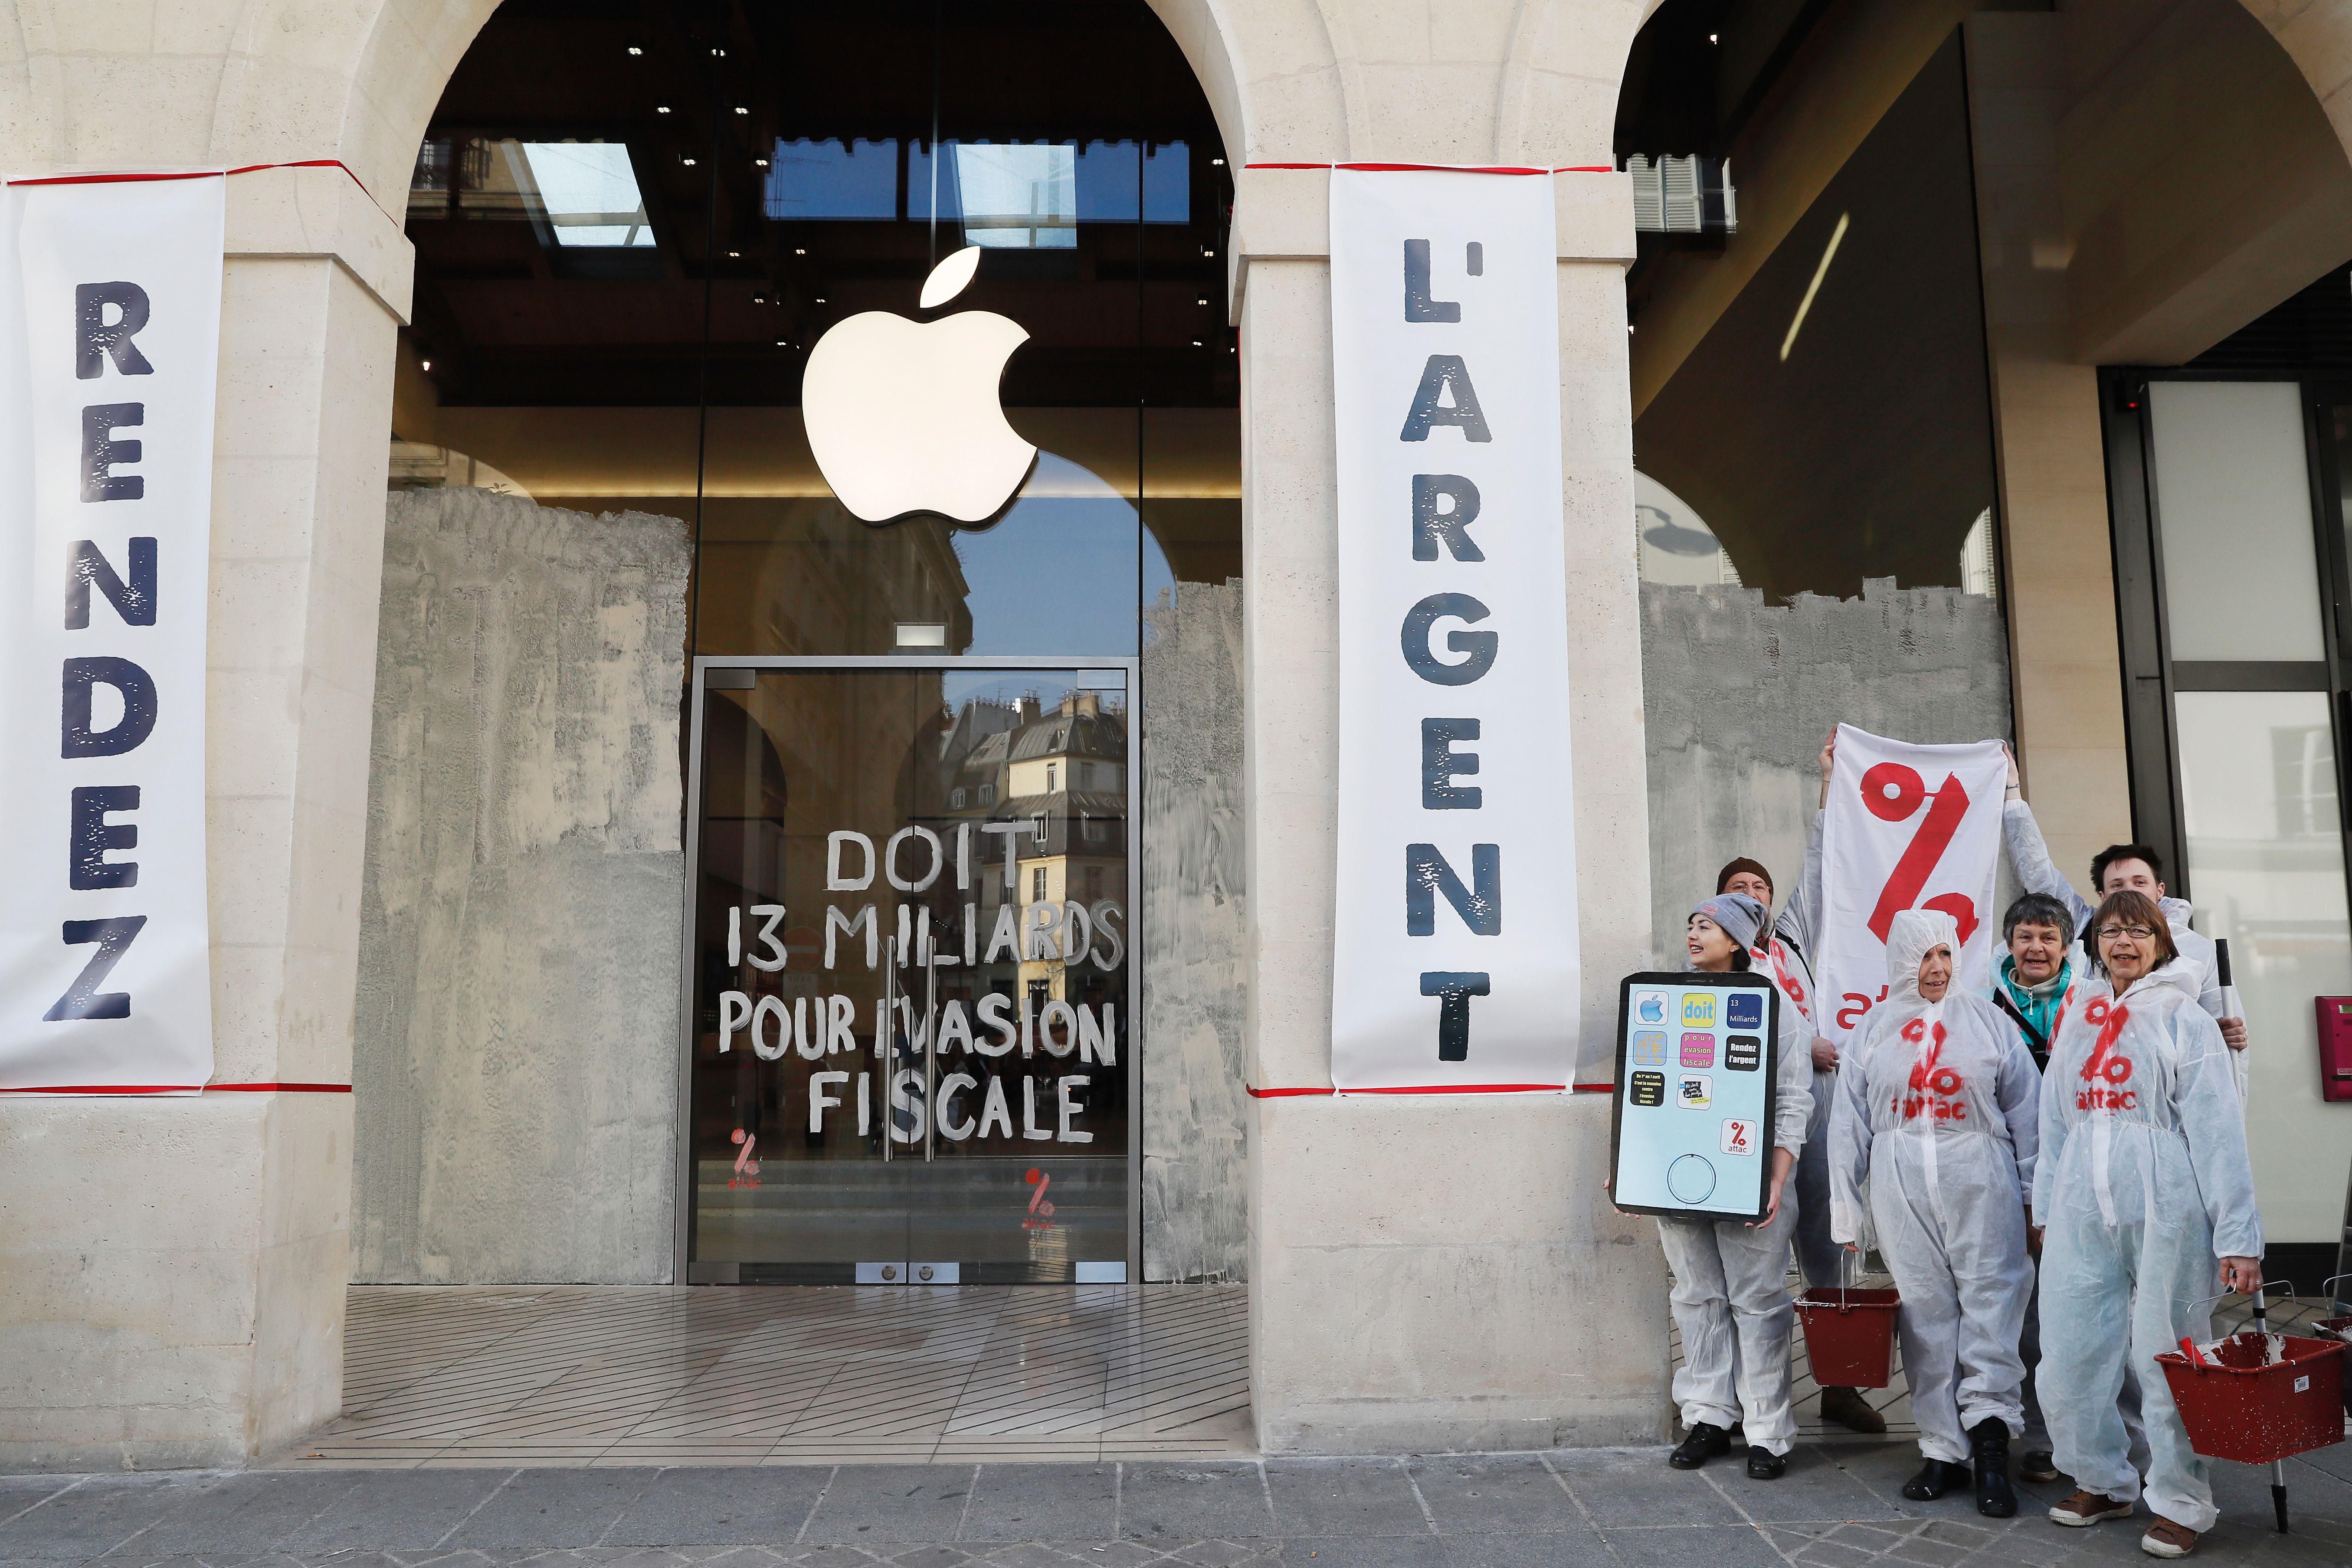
xmin=1116 ymin=1467 xmax=1273 ymax=1542
xmin=107 ymin=1475 xmax=366 ymax=1556
xmin=1162 ymin=1543 xmax=1281 ymax=1567
xmin=1790 ymin=1542 xmax=1876 ymax=1568
xmin=1726 ymin=1447 xmax=1909 ymax=1524
xmin=442 ymin=1469 xmax=662 ymax=1549
xmin=1432 ymin=1529 xmax=1614 ymax=1567
xmin=276 ymin=1469 xmax=516 ymax=1552
xmin=603 ymin=1469 xmax=830 ymax=1546
xmin=0 ymin=1481 xmax=81 ymax=1526
xmin=1601 ymin=1522 xmax=1788 ymax=1568
xmin=956 ymin=1467 xmax=1114 ymax=1543
xmin=1959 ymin=1525 xmax=2070 ymax=1567
xmin=798 ymin=1469 xmax=975 ymax=1547
xmin=1546 ymin=1448 xmax=1746 ymax=1527
xmin=1261 ymin=1461 xmax=1427 ymax=1540
xmin=1401 ymin=1457 xmax=1581 ymax=1535
xmin=0 ymin=1474 xmax=228 ymax=1558
xmin=1269 ymin=1538 xmax=1443 ymax=1568
xmin=1884 ymin=1539 xmax=1966 ymax=1567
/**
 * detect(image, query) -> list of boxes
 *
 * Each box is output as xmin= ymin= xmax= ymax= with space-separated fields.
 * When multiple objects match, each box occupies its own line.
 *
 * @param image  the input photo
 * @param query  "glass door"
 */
xmin=681 ymin=658 xmax=1135 ymax=1283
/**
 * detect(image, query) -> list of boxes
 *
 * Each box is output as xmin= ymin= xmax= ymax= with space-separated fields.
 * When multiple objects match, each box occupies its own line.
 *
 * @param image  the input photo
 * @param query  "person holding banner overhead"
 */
xmin=2000 ymin=745 xmax=2246 ymax=1056
xmin=1713 ymin=735 xmax=1885 ymax=1438
xmin=1652 ymin=891 xmax=1815 ymax=1480
xmin=1829 ymin=908 xmax=2041 ymax=1517
xmin=2033 ymin=890 xmax=2262 ymax=1558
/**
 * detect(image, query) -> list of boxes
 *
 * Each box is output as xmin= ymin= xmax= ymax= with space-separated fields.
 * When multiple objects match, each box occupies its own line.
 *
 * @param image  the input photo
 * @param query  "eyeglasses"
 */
xmin=2095 ymin=924 xmax=2158 ymax=942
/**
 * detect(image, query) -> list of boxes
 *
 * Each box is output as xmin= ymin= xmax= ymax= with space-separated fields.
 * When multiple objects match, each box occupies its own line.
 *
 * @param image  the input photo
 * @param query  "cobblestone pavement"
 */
xmin=3 ymin=1439 xmax=2348 ymax=1568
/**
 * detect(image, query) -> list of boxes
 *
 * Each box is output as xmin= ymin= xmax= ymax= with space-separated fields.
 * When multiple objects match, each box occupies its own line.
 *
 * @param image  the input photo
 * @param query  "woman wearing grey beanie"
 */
xmin=1652 ymin=891 xmax=1816 ymax=1480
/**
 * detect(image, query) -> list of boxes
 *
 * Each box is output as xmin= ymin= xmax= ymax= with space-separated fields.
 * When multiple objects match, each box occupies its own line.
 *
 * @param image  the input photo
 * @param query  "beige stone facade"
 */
xmin=3 ymin=0 xmax=2352 ymax=1471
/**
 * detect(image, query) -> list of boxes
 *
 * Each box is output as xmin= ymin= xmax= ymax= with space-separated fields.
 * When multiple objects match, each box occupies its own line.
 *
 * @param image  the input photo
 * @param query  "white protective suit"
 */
xmin=1656 ymin=925 xmax=1816 ymax=1454
xmin=1829 ymin=910 xmax=2041 ymax=1463
xmin=2033 ymin=958 xmax=2263 ymax=1534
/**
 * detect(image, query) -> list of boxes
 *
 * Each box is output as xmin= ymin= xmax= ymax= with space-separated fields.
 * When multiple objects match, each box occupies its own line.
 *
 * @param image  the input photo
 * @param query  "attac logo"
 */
xmin=2077 ymin=998 xmax=2136 ymax=1111
xmin=1896 ymin=1016 xmax=1967 ymax=1122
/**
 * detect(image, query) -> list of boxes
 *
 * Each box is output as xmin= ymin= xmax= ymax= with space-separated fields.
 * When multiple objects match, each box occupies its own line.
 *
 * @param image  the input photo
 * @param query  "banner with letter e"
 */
xmin=1327 ymin=166 xmax=1580 ymax=1091
xmin=1816 ymin=723 xmax=2006 ymax=1045
xmin=0 ymin=173 xmax=223 ymax=1093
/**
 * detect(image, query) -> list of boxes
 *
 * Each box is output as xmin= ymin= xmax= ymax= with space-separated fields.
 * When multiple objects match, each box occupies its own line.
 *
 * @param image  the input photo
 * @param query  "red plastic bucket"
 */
xmin=2313 ymin=1317 xmax=2352 ymax=1417
xmin=1795 ymin=1286 xmax=1901 ymax=1389
xmin=2154 ymin=1332 xmax=2346 ymax=1464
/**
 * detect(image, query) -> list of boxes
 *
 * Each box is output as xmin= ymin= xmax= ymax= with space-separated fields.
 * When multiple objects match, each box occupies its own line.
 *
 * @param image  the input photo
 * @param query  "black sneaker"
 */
xmin=1901 ymin=1458 xmax=1972 ymax=1500
xmin=1745 ymin=1445 xmax=1787 ymax=1480
xmin=1669 ymin=1421 xmax=1733 ymax=1469
xmin=2018 ymin=1450 xmax=2060 ymax=1483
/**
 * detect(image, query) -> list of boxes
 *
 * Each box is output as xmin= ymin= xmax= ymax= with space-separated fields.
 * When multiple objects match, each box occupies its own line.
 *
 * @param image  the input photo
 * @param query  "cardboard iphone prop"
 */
xmin=1608 ymin=971 xmax=1780 ymax=1221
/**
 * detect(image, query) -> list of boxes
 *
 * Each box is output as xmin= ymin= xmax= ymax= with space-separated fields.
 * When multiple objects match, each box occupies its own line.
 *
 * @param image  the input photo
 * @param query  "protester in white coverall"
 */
xmin=1999 ymin=746 xmax=2245 ymax=1054
xmin=1830 ymin=910 xmax=2040 ymax=1518
xmin=2034 ymin=890 xmax=2263 ymax=1561
xmin=1648 ymin=892 xmax=1814 ymax=1481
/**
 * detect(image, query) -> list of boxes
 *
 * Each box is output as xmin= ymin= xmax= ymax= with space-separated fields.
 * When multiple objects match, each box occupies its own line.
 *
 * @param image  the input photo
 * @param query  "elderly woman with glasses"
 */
xmin=2032 ymin=890 xmax=2262 ymax=1561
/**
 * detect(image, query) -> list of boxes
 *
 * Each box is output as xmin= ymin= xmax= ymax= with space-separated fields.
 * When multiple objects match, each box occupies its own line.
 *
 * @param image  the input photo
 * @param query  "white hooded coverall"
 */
xmin=1829 ymin=910 xmax=2040 ymax=1464
xmin=1655 ymin=963 xmax=1815 ymax=1454
xmin=2033 ymin=959 xmax=2262 ymax=1534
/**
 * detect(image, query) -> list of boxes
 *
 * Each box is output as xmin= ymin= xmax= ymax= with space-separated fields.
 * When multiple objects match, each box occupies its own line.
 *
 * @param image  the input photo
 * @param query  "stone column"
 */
xmin=1233 ymin=165 xmax=1665 ymax=1455
xmin=1962 ymin=14 xmax=2133 ymax=877
xmin=0 ymin=166 xmax=408 ymax=1470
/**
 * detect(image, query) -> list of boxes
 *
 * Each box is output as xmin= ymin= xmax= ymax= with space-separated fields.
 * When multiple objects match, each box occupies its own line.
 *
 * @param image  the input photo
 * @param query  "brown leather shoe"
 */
xmin=2141 ymin=1516 xmax=2199 ymax=1558
xmin=2048 ymin=1490 xmax=2135 ymax=1527
xmin=1818 ymin=1385 xmax=1887 ymax=1433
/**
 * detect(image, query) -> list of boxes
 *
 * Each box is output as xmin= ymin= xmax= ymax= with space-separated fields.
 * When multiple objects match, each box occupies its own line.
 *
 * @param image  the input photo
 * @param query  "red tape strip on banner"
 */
xmin=8 ymin=160 xmax=391 ymax=223
xmin=1243 ymin=162 xmax=1615 ymax=174
xmin=1246 ymin=1082 xmax=1569 ymax=1096
xmin=1 ymin=1082 xmax=351 ymax=1094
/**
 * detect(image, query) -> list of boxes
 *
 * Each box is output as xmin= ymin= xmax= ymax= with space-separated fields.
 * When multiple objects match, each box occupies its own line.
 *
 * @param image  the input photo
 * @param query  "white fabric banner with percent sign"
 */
xmin=0 ymin=173 xmax=223 ymax=1094
xmin=1327 ymin=167 xmax=1580 ymax=1091
xmin=1815 ymin=723 xmax=2007 ymax=1044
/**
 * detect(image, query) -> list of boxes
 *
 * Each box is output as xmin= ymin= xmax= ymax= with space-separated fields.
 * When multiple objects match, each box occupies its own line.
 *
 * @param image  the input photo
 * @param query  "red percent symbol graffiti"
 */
xmin=1860 ymin=763 xmax=1979 ymax=944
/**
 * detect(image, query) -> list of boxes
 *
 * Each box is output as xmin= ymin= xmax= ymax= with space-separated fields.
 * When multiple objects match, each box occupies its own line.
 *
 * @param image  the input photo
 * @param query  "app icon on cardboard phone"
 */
xmin=1678 ymin=1074 xmax=1712 ymax=1109
xmin=1631 ymin=1030 xmax=1668 ymax=1066
xmin=1720 ymin=1118 xmax=1756 ymax=1155
xmin=1629 ymin=1070 xmax=1666 ymax=1107
xmin=1680 ymin=993 xmax=1717 ymax=1028
xmin=1633 ymin=991 xmax=1669 ymax=1025
xmin=1726 ymin=992 xmax=1764 ymax=1029
xmin=1725 ymin=1035 xmax=1762 ymax=1071
xmin=1680 ymin=1032 xmax=1715 ymax=1068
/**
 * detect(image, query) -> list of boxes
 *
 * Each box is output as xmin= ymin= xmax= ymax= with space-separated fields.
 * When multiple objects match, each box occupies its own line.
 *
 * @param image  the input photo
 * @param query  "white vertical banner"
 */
xmin=1328 ymin=168 xmax=1580 ymax=1090
xmin=0 ymin=174 xmax=222 ymax=1093
xmin=1816 ymin=723 xmax=2007 ymax=1044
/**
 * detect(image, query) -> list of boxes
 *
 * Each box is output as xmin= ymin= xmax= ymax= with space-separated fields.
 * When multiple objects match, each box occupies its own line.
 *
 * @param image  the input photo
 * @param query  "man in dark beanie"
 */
xmin=1711 ymin=818 xmax=1886 ymax=1437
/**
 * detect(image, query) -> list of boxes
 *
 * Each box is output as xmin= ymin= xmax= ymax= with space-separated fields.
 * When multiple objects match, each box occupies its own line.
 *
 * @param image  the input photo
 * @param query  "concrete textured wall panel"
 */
xmin=353 ymin=488 xmax=689 ymax=1285
xmin=1641 ymin=579 xmax=2016 ymax=957
xmin=1141 ymin=580 xmax=1250 ymax=1283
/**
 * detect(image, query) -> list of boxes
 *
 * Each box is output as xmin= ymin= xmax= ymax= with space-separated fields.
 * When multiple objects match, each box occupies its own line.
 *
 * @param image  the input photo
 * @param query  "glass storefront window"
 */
xmin=2149 ymin=381 xmax=2327 ymax=662
xmin=690 ymin=666 xmax=1133 ymax=1282
xmin=399 ymin=0 xmax=1238 ymax=1282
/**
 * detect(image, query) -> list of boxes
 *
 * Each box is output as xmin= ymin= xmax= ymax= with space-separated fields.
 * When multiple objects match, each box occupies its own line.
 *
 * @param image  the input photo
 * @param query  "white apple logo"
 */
xmin=801 ymin=246 xmax=1037 ymax=523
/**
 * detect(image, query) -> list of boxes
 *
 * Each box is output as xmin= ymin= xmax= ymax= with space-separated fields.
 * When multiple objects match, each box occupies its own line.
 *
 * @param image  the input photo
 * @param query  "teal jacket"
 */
xmin=1991 ymin=954 xmax=2069 ymax=1072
